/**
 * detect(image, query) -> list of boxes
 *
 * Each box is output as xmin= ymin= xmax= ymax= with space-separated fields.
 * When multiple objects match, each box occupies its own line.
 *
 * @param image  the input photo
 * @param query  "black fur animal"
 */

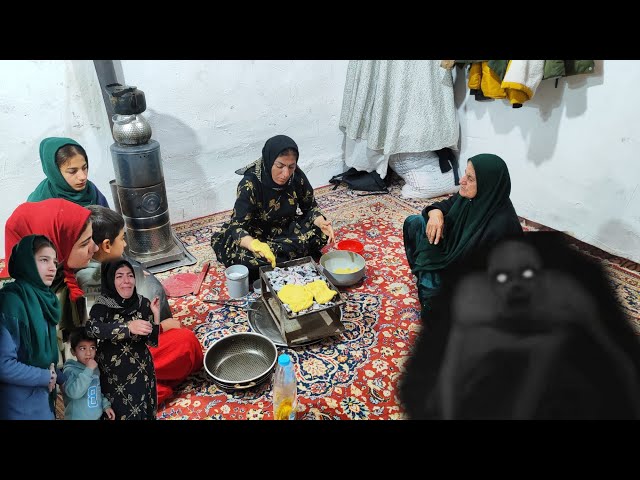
xmin=399 ymin=232 xmax=640 ymax=419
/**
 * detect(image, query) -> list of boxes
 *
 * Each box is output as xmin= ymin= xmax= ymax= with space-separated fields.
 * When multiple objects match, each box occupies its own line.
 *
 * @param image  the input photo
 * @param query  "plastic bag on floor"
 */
xmin=389 ymin=151 xmax=459 ymax=199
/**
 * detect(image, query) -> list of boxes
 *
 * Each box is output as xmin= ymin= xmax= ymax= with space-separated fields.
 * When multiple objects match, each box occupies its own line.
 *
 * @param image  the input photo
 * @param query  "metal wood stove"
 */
xmin=105 ymin=83 xmax=196 ymax=273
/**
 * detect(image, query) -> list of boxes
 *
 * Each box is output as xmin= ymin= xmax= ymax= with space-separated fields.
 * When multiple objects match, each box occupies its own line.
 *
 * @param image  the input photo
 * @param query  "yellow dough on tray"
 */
xmin=276 ymin=280 xmax=338 ymax=312
xmin=304 ymin=280 xmax=337 ymax=304
xmin=277 ymin=284 xmax=314 ymax=313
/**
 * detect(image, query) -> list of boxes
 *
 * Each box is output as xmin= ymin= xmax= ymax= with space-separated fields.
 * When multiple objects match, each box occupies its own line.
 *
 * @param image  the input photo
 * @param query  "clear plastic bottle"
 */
xmin=272 ymin=353 xmax=297 ymax=420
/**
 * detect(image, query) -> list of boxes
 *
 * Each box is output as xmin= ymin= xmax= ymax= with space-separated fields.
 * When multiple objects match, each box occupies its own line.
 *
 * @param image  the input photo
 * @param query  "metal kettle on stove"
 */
xmin=106 ymin=83 xmax=151 ymax=145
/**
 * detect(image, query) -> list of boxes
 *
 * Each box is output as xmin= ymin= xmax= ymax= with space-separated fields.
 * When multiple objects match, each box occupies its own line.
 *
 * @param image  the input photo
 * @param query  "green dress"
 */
xmin=403 ymin=154 xmax=523 ymax=310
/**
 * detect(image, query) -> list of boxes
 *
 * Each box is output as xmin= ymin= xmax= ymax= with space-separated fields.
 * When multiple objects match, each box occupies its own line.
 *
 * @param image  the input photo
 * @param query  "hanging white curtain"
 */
xmin=339 ymin=60 xmax=459 ymax=179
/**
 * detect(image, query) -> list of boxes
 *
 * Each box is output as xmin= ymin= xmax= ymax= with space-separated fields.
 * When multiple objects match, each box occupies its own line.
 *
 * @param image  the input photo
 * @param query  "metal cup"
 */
xmin=225 ymin=265 xmax=249 ymax=299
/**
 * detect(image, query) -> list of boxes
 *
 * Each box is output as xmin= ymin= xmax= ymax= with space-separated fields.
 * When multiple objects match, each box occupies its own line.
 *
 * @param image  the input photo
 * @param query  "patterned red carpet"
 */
xmin=3 ymin=180 xmax=638 ymax=420
xmin=148 ymin=180 xmax=640 ymax=420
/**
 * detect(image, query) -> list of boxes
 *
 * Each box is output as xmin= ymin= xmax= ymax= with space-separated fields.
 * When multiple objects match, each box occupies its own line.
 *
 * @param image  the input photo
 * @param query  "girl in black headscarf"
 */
xmin=211 ymin=135 xmax=335 ymax=281
xmin=86 ymin=259 xmax=161 ymax=420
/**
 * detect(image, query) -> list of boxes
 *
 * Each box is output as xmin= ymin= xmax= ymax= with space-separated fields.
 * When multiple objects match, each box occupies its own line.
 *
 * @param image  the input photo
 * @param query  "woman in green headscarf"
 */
xmin=403 ymin=153 xmax=523 ymax=310
xmin=27 ymin=137 xmax=109 ymax=207
xmin=0 ymin=235 xmax=61 ymax=419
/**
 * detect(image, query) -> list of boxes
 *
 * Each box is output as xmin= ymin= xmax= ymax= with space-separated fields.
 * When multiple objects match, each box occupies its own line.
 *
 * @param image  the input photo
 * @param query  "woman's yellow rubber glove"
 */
xmin=250 ymin=239 xmax=276 ymax=267
xmin=277 ymin=284 xmax=314 ymax=312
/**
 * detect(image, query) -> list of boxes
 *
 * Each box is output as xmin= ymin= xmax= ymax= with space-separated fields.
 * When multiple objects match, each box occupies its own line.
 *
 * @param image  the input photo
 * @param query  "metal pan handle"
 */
xmin=234 ymin=382 xmax=256 ymax=389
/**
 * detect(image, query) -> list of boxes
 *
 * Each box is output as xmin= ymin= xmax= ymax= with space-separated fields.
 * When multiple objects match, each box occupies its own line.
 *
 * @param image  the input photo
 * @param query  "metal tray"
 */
xmin=258 ymin=256 xmax=345 ymax=321
xmin=264 ymin=294 xmax=345 ymax=346
xmin=247 ymin=299 xmax=323 ymax=347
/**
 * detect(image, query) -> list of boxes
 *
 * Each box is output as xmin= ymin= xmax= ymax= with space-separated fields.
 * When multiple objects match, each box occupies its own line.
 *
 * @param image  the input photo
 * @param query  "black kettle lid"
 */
xmin=105 ymin=83 xmax=137 ymax=97
xmin=105 ymin=83 xmax=146 ymax=115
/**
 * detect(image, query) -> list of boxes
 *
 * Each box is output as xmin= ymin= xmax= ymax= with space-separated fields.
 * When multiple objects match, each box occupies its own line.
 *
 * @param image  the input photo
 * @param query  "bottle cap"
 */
xmin=278 ymin=354 xmax=291 ymax=367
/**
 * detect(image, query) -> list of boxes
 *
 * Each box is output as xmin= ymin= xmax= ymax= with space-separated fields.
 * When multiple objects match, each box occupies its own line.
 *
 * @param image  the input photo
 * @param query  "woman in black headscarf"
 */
xmin=211 ymin=135 xmax=335 ymax=280
xmin=86 ymin=259 xmax=160 ymax=420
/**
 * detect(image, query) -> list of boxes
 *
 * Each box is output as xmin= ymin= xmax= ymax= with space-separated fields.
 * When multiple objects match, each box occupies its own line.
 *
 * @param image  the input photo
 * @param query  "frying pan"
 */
xmin=204 ymin=332 xmax=278 ymax=390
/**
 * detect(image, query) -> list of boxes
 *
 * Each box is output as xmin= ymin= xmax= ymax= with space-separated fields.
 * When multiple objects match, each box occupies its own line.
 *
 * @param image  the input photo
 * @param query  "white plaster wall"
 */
xmin=1 ymin=60 xmax=638 ymax=263
xmin=118 ymin=60 xmax=348 ymax=222
xmin=455 ymin=60 xmax=640 ymax=263
xmin=0 ymin=60 xmax=348 ymax=255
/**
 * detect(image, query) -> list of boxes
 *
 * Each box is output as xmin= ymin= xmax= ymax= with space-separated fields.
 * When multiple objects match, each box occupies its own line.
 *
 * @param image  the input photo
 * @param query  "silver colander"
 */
xmin=204 ymin=332 xmax=278 ymax=389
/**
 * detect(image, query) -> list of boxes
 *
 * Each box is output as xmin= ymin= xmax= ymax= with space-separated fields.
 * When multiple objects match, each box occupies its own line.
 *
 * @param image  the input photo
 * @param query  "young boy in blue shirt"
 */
xmin=63 ymin=328 xmax=115 ymax=420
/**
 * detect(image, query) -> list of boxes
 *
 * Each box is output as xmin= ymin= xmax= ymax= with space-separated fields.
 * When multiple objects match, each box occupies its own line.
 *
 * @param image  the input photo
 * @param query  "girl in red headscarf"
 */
xmin=3 ymin=198 xmax=97 ymax=276
xmin=2 ymin=198 xmax=99 ymax=367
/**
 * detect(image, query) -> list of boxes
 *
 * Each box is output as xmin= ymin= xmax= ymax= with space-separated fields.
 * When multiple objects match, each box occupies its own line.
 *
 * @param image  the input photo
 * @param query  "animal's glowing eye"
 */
xmin=522 ymin=268 xmax=535 ymax=279
xmin=495 ymin=272 xmax=508 ymax=284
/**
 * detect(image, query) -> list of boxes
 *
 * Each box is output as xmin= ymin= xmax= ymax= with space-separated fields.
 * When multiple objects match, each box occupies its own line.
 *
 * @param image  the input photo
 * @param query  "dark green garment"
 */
xmin=27 ymin=137 xmax=103 ymax=206
xmin=487 ymin=60 xmax=509 ymax=81
xmin=412 ymin=154 xmax=518 ymax=274
xmin=0 ymin=236 xmax=61 ymax=410
xmin=543 ymin=60 xmax=595 ymax=80
xmin=403 ymin=215 xmax=442 ymax=309
xmin=404 ymin=154 xmax=522 ymax=311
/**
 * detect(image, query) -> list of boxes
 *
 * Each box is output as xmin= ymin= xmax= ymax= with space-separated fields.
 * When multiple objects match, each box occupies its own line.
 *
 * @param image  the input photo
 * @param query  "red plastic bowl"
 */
xmin=337 ymin=239 xmax=364 ymax=255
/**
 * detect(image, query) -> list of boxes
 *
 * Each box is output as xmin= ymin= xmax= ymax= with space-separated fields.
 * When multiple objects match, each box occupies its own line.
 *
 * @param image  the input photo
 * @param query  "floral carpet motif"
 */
xmin=148 ymin=180 xmax=640 ymax=420
xmin=167 ymin=290 xmax=385 ymax=420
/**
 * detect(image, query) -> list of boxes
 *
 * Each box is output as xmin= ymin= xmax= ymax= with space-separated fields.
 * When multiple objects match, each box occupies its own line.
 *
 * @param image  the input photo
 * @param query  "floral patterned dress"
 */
xmin=211 ymin=166 xmax=328 ymax=270
xmin=86 ymin=297 xmax=159 ymax=420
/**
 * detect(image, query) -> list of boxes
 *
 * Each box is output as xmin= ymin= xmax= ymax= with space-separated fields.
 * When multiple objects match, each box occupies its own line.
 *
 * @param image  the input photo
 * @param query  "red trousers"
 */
xmin=149 ymin=328 xmax=204 ymax=404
